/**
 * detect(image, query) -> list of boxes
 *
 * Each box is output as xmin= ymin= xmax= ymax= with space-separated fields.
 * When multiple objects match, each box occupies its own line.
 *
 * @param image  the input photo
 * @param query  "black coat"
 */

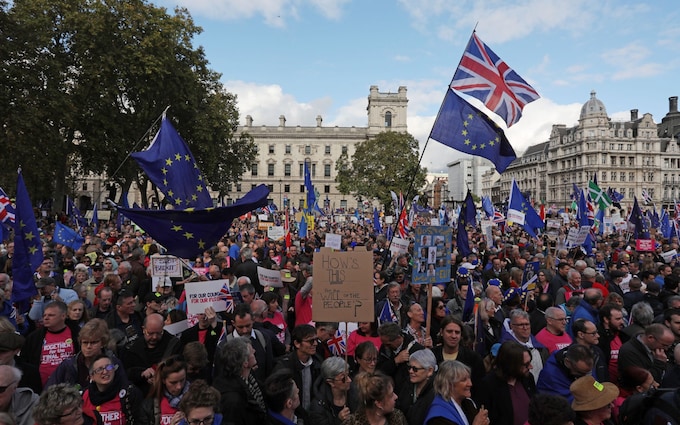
xmin=432 ymin=344 xmax=486 ymax=390
xmin=121 ymin=330 xmax=181 ymax=395
xmin=234 ymin=259 xmax=262 ymax=294
xmin=396 ymin=376 xmax=436 ymax=425
xmin=474 ymin=371 xmax=537 ymax=425
xmin=180 ymin=322 xmax=223 ymax=363
xmin=213 ymin=374 xmax=267 ymax=425
xmin=275 ymin=351 xmax=322 ymax=424
xmin=376 ymin=333 xmax=425 ymax=395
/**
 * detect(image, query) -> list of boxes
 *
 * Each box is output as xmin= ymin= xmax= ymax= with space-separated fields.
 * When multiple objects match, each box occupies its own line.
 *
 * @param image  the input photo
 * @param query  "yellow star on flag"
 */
xmin=183 ymin=232 xmax=194 ymax=239
xmin=197 ymin=239 xmax=206 ymax=249
xmin=165 ymin=158 xmax=173 ymax=166
xmin=171 ymin=225 xmax=183 ymax=232
xmin=175 ymin=153 xmax=182 ymax=160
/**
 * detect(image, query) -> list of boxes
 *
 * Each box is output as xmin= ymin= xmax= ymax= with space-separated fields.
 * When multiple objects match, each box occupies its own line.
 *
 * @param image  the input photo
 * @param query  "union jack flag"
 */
xmin=327 ymin=329 xmax=346 ymax=356
xmin=451 ymin=32 xmax=540 ymax=127
xmin=218 ymin=282 xmax=234 ymax=313
xmin=396 ymin=208 xmax=409 ymax=239
xmin=0 ymin=187 xmax=15 ymax=224
xmin=493 ymin=209 xmax=505 ymax=224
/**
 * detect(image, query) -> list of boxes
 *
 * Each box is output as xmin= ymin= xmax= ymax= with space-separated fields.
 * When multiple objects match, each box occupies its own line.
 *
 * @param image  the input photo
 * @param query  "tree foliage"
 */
xmin=335 ymin=131 xmax=427 ymax=210
xmin=0 ymin=0 xmax=255 ymax=210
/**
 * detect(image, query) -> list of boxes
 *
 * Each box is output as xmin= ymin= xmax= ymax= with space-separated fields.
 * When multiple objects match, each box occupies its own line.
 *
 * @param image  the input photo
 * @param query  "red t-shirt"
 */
xmin=160 ymin=396 xmax=179 ymax=425
xmin=82 ymin=389 xmax=126 ymax=425
xmin=40 ymin=326 xmax=75 ymax=385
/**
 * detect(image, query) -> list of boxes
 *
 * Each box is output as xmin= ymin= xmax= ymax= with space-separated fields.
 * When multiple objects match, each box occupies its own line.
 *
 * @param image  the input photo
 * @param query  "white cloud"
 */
xmin=226 ymin=79 xmax=585 ymax=174
xmin=225 ymin=80 xmax=333 ymax=126
xmin=601 ymin=41 xmax=664 ymax=81
xmin=394 ymin=55 xmax=412 ymax=63
xmin=397 ymin=0 xmax=599 ymax=44
xmin=156 ymin=0 xmax=348 ymax=26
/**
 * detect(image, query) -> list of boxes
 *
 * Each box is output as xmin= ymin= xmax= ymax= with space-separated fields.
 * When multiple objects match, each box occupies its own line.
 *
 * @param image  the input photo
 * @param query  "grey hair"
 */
xmin=219 ymin=336 xmax=252 ymax=377
xmin=409 ymin=348 xmax=438 ymax=371
xmin=321 ymin=356 xmax=348 ymax=380
xmin=33 ymin=383 xmax=83 ymax=425
xmin=433 ymin=360 xmax=470 ymax=398
xmin=509 ymin=309 xmax=530 ymax=322
xmin=630 ymin=301 xmax=654 ymax=327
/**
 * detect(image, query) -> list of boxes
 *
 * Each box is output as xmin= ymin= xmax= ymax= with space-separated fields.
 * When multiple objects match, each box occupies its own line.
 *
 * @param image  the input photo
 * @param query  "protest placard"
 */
xmin=635 ymin=239 xmax=655 ymax=252
xmin=150 ymin=255 xmax=183 ymax=277
xmin=313 ymin=250 xmax=374 ymax=322
xmin=257 ymin=266 xmax=283 ymax=288
xmin=267 ymin=226 xmax=285 ymax=241
xmin=389 ymin=236 xmax=410 ymax=254
xmin=164 ymin=320 xmax=189 ymax=336
xmin=325 ymin=233 xmax=342 ymax=250
xmin=661 ymin=249 xmax=678 ymax=263
xmin=184 ymin=279 xmax=232 ymax=315
xmin=412 ymin=226 xmax=452 ymax=285
xmin=258 ymin=221 xmax=274 ymax=231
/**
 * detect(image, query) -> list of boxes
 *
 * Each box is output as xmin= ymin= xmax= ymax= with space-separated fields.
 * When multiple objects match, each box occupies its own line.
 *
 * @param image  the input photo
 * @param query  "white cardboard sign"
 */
xmin=325 ymin=233 xmax=342 ymax=250
xmin=257 ymin=266 xmax=283 ymax=288
xmin=150 ymin=255 xmax=183 ymax=277
xmin=184 ymin=279 xmax=232 ymax=315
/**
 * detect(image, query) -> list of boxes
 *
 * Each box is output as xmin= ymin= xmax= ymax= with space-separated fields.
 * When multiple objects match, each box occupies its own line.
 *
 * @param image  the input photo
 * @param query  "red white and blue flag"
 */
xmin=218 ymin=282 xmax=234 ymax=313
xmin=327 ymin=329 xmax=346 ymax=356
xmin=0 ymin=187 xmax=15 ymax=224
xmin=451 ymin=32 xmax=540 ymax=127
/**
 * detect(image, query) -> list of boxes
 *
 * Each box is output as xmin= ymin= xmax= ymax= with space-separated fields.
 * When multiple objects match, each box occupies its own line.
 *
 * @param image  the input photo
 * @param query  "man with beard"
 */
xmin=121 ymin=313 xmax=181 ymax=395
xmin=597 ymin=304 xmax=628 ymax=385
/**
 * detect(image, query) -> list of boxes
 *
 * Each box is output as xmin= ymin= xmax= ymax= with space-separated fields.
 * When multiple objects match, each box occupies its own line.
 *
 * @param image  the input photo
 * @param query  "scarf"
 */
xmin=164 ymin=380 xmax=190 ymax=408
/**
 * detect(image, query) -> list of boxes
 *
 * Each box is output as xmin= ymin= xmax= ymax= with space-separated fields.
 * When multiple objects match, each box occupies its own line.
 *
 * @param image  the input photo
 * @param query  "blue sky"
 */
xmin=154 ymin=0 xmax=680 ymax=173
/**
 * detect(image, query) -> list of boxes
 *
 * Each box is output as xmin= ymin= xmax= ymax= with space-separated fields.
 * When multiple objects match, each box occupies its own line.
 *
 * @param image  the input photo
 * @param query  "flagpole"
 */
xmin=107 ymin=106 xmax=171 ymax=185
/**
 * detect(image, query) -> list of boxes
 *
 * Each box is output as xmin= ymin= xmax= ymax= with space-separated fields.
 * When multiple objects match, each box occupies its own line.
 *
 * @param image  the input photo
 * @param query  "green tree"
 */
xmin=0 ymin=0 xmax=255 ymax=210
xmin=335 ymin=131 xmax=427 ymax=211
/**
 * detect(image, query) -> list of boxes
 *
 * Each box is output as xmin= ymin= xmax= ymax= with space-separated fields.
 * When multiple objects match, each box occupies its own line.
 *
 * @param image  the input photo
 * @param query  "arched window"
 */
xmin=384 ymin=111 xmax=392 ymax=127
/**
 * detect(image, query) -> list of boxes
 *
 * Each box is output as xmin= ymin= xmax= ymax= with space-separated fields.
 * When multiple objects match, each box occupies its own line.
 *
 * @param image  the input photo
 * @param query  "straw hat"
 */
xmin=570 ymin=375 xmax=619 ymax=411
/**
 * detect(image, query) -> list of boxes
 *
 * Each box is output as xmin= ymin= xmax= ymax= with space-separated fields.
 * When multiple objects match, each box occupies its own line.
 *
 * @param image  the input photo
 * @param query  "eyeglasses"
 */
xmin=302 ymin=338 xmax=319 ymax=345
xmin=511 ymin=323 xmax=531 ymax=328
xmin=58 ymin=406 xmax=83 ymax=423
xmin=407 ymin=365 xmax=426 ymax=372
xmin=188 ymin=415 xmax=214 ymax=425
xmin=331 ymin=375 xmax=350 ymax=383
xmin=359 ymin=357 xmax=377 ymax=363
xmin=583 ymin=330 xmax=599 ymax=335
xmin=547 ymin=317 xmax=567 ymax=322
xmin=92 ymin=364 xmax=118 ymax=375
xmin=0 ymin=381 xmax=18 ymax=393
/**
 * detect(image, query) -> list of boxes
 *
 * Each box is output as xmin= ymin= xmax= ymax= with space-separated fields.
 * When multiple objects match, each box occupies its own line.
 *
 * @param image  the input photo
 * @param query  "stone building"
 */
xmin=233 ymin=85 xmax=408 ymax=211
xmin=496 ymin=92 xmax=680 ymax=212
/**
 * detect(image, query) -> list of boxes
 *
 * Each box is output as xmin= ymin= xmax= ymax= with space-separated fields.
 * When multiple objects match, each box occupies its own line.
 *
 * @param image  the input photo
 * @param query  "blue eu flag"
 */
xmin=54 ymin=222 xmax=85 ymax=250
xmin=508 ymin=179 xmax=543 ymax=238
xmin=430 ymin=89 xmax=516 ymax=173
xmin=117 ymin=185 xmax=269 ymax=258
xmin=12 ymin=171 xmax=43 ymax=306
xmin=628 ymin=197 xmax=650 ymax=239
xmin=132 ymin=116 xmax=213 ymax=209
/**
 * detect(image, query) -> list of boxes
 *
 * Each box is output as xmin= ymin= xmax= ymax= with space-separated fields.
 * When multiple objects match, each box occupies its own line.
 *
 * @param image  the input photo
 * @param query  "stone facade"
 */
xmin=495 ymin=92 xmax=680 ymax=212
xmin=234 ymin=86 xmax=408 ymax=211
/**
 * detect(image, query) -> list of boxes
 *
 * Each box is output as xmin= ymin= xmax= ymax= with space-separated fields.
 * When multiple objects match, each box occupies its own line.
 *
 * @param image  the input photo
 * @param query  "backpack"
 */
xmin=618 ymin=388 xmax=680 ymax=425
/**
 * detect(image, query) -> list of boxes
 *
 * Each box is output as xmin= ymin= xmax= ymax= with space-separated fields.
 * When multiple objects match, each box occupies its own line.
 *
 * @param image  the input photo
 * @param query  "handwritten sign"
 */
xmin=150 ymin=255 xmax=182 ymax=277
xmin=268 ymin=226 xmax=285 ymax=241
xmin=325 ymin=233 xmax=342 ymax=250
xmin=412 ymin=226 xmax=452 ymax=285
xmin=566 ymin=227 xmax=590 ymax=247
xmin=313 ymin=250 xmax=374 ymax=322
xmin=257 ymin=266 xmax=283 ymax=288
xmin=184 ymin=279 xmax=232 ymax=315
xmin=258 ymin=221 xmax=274 ymax=230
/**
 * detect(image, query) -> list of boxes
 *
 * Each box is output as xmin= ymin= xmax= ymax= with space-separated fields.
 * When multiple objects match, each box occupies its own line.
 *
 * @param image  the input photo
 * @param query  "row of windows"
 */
xmin=226 ymin=183 xmax=333 ymax=194
xmin=267 ymin=144 xmax=348 ymax=155
xmin=251 ymin=163 xmax=333 ymax=177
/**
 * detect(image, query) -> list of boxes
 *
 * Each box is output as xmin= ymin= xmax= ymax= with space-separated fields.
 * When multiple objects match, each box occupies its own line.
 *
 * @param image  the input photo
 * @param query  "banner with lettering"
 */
xmin=312 ymin=249 xmax=374 ymax=322
xmin=412 ymin=226 xmax=452 ymax=285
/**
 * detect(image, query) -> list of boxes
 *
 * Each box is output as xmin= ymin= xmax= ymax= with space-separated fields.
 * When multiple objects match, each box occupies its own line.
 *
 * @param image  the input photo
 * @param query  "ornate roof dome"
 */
xmin=580 ymin=90 xmax=607 ymax=120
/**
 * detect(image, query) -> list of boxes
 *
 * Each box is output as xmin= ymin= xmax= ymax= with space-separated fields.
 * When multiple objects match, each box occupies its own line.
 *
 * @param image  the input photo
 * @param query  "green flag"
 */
xmin=588 ymin=180 xmax=612 ymax=211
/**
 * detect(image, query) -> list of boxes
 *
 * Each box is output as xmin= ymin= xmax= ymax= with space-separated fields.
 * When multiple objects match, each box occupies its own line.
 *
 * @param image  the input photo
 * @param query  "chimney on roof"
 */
xmin=630 ymin=109 xmax=638 ymax=121
xmin=316 ymin=115 xmax=322 ymax=127
xmin=279 ymin=115 xmax=286 ymax=127
xmin=670 ymin=96 xmax=678 ymax=113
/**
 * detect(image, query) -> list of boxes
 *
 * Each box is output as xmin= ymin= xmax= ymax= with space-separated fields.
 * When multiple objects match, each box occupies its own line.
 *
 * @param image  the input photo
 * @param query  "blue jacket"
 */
xmin=536 ymin=347 xmax=594 ymax=403
xmin=567 ymin=300 xmax=599 ymax=337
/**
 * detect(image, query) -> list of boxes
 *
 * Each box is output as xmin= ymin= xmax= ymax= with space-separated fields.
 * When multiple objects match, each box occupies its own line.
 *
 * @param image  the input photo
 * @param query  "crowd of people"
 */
xmin=0 ymin=213 xmax=679 ymax=425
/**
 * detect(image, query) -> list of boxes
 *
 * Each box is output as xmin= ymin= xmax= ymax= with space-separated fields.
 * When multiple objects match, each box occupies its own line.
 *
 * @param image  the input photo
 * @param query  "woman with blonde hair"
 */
xmin=343 ymin=372 xmax=407 ymax=425
xmin=424 ymin=360 xmax=489 ymax=425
